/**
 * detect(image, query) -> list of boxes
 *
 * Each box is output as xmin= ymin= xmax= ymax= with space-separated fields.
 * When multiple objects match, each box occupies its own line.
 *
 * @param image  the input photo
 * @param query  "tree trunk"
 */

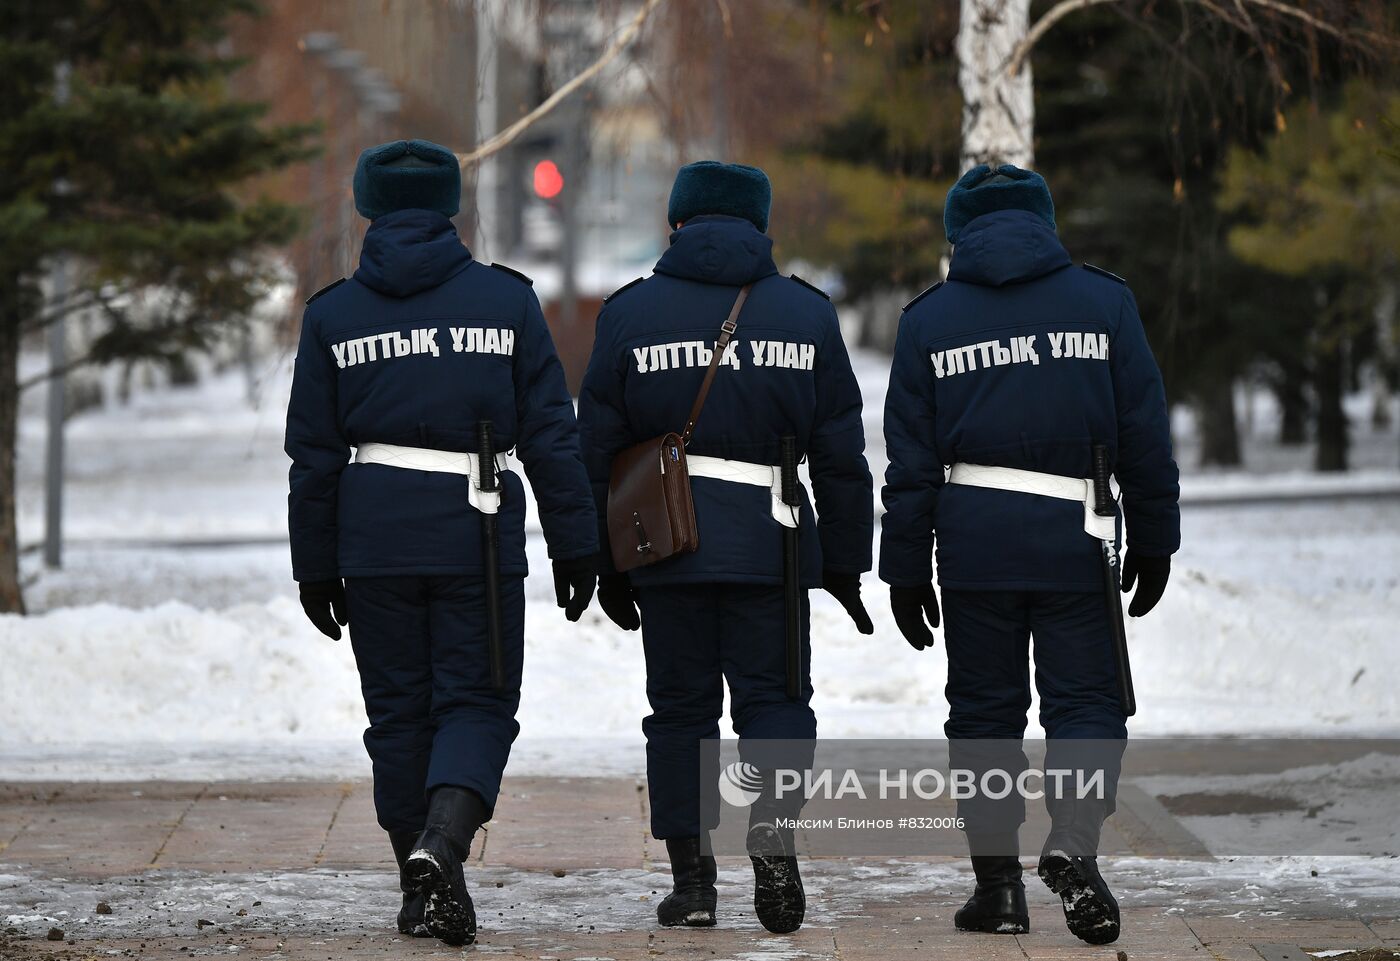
xmin=1313 ymin=338 xmax=1349 ymax=472
xmin=1370 ymin=382 xmax=1392 ymax=431
xmin=957 ymin=0 xmax=1035 ymax=170
xmin=1196 ymin=378 xmax=1243 ymax=468
xmin=1276 ymin=365 xmax=1309 ymax=446
xmin=0 ymin=293 xmax=25 ymax=614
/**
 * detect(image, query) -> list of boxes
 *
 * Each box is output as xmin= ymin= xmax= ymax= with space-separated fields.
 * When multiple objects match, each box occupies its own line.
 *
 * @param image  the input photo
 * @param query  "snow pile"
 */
xmin=0 ymin=599 xmax=364 ymax=743
xmin=1129 ymin=567 xmax=1400 ymax=733
xmin=1 ymin=547 xmax=1396 ymax=774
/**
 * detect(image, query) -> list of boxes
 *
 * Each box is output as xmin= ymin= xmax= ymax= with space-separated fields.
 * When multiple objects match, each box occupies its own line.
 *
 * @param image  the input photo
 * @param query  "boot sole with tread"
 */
xmin=405 ymin=850 xmax=476 ymax=946
xmin=748 ymin=824 xmax=805 ymax=934
xmin=1038 ymin=852 xmax=1119 ymax=946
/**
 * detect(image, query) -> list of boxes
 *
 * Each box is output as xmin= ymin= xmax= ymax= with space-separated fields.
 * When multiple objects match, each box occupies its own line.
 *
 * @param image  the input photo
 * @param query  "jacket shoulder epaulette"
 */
xmin=789 ymin=273 xmax=831 ymax=300
xmin=903 ymin=280 xmax=944 ymax=312
xmin=1082 ymin=263 xmax=1127 ymax=285
xmin=603 ymin=276 xmax=645 ymax=303
xmin=489 ymin=262 xmax=534 ymax=286
xmin=305 ymin=277 xmax=346 ymax=305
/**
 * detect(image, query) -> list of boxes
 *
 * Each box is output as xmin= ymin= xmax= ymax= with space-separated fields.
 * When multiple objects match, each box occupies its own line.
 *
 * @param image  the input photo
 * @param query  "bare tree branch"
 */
xmin=1228 ymin=0 xmax=1373 ymax=39
xmin=1226 ymin=0 xmax=1287 ymax=92
xmin=712 ymin=0 xmax=734 ymax=40
xmin=18 ymin=289 xmax=232 ymax=392
xmin=1006 ymin=0 xmax=1118 ymax=76
xmin=1005 ymin=0 xmax=1394 ymax=77
xmin=18 ymin=346 xmax=103 ymax=392
xmin=20 ymin=284 xmax=135 ymax=336
xmin=457 ymin=0 xmax=669 ymax=169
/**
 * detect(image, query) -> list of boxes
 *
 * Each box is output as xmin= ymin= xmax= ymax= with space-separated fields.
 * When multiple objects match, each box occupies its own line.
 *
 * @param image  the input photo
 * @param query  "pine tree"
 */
xmin=1219 ymin=83 xmax=1400 ymax=471
xmin=0 ymin=0 xmax=315 ymax=613
xmin=756 ymin=4 xmax=962 ymax=305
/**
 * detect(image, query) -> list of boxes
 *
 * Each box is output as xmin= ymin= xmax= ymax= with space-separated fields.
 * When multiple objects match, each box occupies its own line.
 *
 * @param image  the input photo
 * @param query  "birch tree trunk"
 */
xmin=957 ymin=0 xmax=1036 ymax=172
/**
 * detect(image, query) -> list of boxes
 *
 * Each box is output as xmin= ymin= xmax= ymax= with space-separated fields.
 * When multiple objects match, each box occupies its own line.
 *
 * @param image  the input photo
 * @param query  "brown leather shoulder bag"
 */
xmin=606 ymin=283 xmax=753 ymax=572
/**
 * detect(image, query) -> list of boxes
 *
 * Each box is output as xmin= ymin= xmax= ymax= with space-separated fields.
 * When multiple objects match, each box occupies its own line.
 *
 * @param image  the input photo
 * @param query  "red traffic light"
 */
xmin=533 ymin=160 xmax=564 ymax=199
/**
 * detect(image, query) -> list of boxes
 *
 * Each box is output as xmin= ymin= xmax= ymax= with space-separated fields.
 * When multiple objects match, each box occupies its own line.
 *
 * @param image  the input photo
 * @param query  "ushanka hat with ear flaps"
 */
xmin=943 ymin=163 xmax=1056 ymax=244
xmin=352 ymin=139 xmax=461 ymax=221
xmin=667 ymin=160 xmax=772 ymax=233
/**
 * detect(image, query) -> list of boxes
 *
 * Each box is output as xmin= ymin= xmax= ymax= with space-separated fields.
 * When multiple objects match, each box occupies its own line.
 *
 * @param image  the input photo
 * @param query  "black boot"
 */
xmin=1039 ymin=851 xmax=1120 ymax=945
xmin=657 ymin=837 xmax=717 ymax=927
xmin=388 ymin=831 xmax=429 ymax=937
xmin=954 ymin=855 xmax=1029 ymax=934
xmin=1039 ymin=749 xmax=1121 ymax=946
xmin=404 ymin=786 xmax=488 ymax=946
xmin=747 ymin=819 xmax=805 ymax=934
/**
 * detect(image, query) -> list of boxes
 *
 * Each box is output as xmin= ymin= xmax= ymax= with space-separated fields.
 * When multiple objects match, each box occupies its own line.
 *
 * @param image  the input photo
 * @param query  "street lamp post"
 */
xmin=43 ymin=59 xmax=73 ymax=570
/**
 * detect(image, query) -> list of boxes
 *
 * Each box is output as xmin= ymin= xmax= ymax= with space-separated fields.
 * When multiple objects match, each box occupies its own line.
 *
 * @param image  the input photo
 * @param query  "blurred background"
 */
xmin=1 ymin=1 xmax=1398 ymax=773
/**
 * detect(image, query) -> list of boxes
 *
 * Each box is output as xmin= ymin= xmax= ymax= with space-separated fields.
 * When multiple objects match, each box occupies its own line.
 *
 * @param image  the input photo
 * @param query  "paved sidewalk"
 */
xmin=0 ymin=778 xmax=1395 ymax=961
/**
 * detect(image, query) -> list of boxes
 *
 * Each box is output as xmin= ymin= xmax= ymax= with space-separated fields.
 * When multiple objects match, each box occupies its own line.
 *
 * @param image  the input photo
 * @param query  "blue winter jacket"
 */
xmin=880 ymin=208 xmax=1180 ymax=593
xmin=285 ymin=209 xmax=597 ymax=581
xmin=577 ymin=215 xmax=873 ymax=588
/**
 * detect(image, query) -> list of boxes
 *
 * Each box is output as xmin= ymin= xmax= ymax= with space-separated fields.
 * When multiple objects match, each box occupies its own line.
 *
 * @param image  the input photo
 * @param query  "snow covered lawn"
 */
xmin=4 ymin=353 xmax=1399 ymax=779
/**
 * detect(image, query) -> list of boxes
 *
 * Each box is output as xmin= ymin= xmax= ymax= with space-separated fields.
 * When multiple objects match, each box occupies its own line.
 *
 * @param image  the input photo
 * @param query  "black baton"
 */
xmin=780 ymin=436 xmax=802 ymax=700
xmin=1092 ymin=444 xmax=1136 ymax=717
xmin=478 ymin=421 xmax=506 ymax=694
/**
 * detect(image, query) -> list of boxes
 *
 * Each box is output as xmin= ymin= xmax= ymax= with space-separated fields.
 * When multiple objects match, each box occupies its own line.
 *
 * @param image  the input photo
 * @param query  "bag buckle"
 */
xmin=632 ymin=511 xmax=652 ymax=554
xmin=720 ymin=318 xmax=737 ymax=336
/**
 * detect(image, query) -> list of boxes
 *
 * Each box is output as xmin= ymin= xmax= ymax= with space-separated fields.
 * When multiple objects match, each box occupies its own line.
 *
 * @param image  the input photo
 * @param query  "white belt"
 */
xmin=687 ymin=454 xmax=799 ymax=529
xmin=947 ymin=463 xmax=1118 ymax=541
xmin=354 ymin=442 xmax=509 ymax=515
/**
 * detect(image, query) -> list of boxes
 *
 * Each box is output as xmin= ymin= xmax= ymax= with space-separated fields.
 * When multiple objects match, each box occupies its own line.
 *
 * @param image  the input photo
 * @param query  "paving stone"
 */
xmin=2 ymin=795 xmax=188 ymax=874
xmin=1368 ymin=918 xmax=1400 ymax=942
xmin=1187 ymin=916 xmax=1382 ymax=946
xmin=1202 ymin=943 xmax=1267 ymax=960
xmin=156 ymin=782 xmax=347 ymax=871
xmin=0 ymin=778 xmax=1392 ymax=961
xmin=483 ymin=776 xmax=648 ymax=869
xmin=314 ymin=783 xmax=392 ymax=867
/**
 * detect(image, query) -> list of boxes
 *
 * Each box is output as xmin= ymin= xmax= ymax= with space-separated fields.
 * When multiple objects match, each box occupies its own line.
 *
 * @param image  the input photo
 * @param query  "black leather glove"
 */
xmin=890 ymin=583 xmax=940 ymax=651
xmin=597 ymin=573 xmax=641 ymax=631
xmin=1121 ymin=551 xmax=1171 ymax=617
xmin=552 ymin=554 xmax=598 ymax=622
xmin=299 ymin=579 xmax=348 ymax=640
xmin=822 ymin=571 xmax=874 ymax=635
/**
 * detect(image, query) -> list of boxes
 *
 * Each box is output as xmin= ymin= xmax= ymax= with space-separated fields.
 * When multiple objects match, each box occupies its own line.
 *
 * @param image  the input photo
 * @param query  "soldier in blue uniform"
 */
xmin=285 ymin=139 xmax=598 ymax=946
xmin=880 ymin=164 xmax=1179 ymax=945
xmin=577 ymin=161 xmax=875 ymax=933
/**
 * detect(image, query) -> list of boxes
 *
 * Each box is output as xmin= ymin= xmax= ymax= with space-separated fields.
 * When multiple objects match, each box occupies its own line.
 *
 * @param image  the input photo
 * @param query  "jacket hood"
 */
xmin=353 ymin=209 xmax=472 ymax=298
xmin=654 ymin=215 xmax=779 ymax=286
xmin=947 ymin=209 xmax=1071 ymax=288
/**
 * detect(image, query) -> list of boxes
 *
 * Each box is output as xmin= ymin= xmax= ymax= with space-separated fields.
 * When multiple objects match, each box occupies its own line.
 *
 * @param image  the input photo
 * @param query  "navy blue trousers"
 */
xmin=637 ymin=584 xmax=816 ymax=840
xmin=345 ymin=575 xmax=524 ymax=833
xmin=942 ymin=589 xmax=1127 ymax=845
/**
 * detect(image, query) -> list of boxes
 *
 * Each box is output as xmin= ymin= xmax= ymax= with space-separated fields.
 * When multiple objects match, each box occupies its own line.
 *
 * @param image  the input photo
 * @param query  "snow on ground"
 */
xmin=15 ymin=355 xmax=294 ymax=544
xmin=3 ymin=350 xmax=1400 ymax=780
xmin=2 ymin=856 xmax=1396 ymax=942
xmin=1140 ymin=752 xmax=1400 ymax=857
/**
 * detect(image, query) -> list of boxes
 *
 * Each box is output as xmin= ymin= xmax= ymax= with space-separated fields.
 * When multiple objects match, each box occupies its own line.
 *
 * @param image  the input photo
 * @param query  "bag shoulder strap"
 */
xmin=681 ymin=282 xmax=752 ymax=445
